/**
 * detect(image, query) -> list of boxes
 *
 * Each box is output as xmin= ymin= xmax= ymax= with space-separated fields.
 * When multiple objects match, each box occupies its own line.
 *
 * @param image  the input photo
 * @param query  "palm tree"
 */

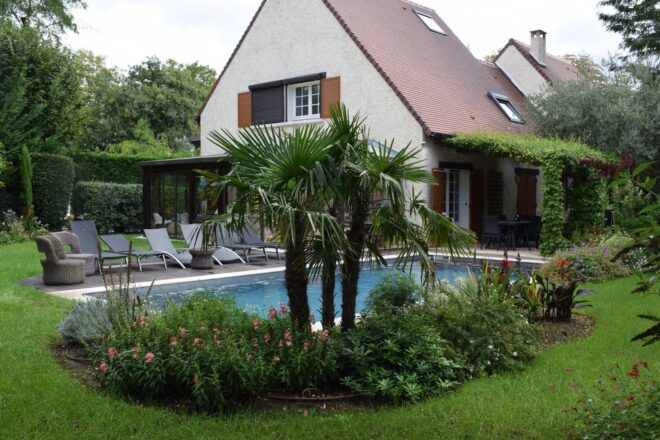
xmin=200 ymin=124 xmax=344 ymax=330
xmin=319 ymin=105 xmax=475 ymax=331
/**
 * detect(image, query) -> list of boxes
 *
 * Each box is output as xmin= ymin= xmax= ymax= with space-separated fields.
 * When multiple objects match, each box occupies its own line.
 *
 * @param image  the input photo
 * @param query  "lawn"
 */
xmin=0 ymin=240 xmax=657 ymax=439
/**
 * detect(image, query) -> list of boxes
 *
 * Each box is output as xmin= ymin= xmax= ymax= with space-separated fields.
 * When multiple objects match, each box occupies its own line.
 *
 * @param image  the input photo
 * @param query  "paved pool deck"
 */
xmin=22 ymin=248 xmax=545 ymax=301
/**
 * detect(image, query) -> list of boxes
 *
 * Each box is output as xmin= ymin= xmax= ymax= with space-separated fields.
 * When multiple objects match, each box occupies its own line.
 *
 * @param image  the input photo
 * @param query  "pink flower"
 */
xmin=169 ymin=336 xmax=178 ymax=346
xmin=284 ymin=330 xmax=292 ymax=343
xmin=136 ymin=315 xmax=146 ymax=327
xmin=178 ymin=327 xmax=189 ymax=337
xmin=321 ymin=329 xmax=330 ymax=342
xmin=214 ymin=336 xmax=222 ymax=348
xmin=199 ymin=321 xmax=207 ymax=332
xmin=278 ymin=304 xmax=289 ymax=316
xmin=251 ymin=338 xmax=258 ymax=348
xmin=212 ymin=326 xmax=220 ymax=334
xmin=99 ymin=361 xmax=108 ymax=373
xmin=278 ymin=339 xmax=284 ymax=349
xmin=565 ymin=368 xmax=573 ymax=373
xmin=193 ymin=337 xmax=203 ymax=347
xmin=144 ymin=352 xmax=155 ymax=363
xmin=263 ymin=334 xmax=271 ymax=344
xmin=192 ymin=375 xmax=200 ymax=385
xmin=268 ymin=307 xmax=278 ymax=320
xmin=252 ymin=318 xmax=261 ymax=330
xmin=107 ymin=347 xmax=117 ymax=359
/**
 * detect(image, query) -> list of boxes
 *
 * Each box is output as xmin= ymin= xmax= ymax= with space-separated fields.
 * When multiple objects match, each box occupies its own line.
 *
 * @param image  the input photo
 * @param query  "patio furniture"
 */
xmin=240 ymin=225 xmax=281 ymax=260
xmin=36 ymin=235 xmax=85 ymax=285
xmin=100 ymin=234 xmax=168 ymax=271
xmin=181 ymin=224 xmax=245 ymax=264
xmin=52 ymin=231 xmax=96 ymax=275
xmin=143 ymin=228 xmax=191 ymax=268
xmin=523 ymin=216 xmax=542 ymax=248
xmin=498 ymin=220 xmax=530 ymax=251
xmin=215 ymin=224 xmax=266 ymax=264
xmin=69 ymin=221 xmax=129 ymax=270
xmin=481 ymin=215 xmax=505 ymax=249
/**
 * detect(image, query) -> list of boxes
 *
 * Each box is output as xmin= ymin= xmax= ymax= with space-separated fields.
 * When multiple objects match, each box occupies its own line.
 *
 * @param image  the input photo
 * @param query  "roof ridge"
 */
xmin=511 ymin=38 xmax=574 ymax=64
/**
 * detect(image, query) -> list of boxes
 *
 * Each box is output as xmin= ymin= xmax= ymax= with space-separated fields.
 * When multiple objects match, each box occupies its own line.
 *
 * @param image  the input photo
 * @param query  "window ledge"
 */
xmin=263 ymin=118 xmax=325 ymax=129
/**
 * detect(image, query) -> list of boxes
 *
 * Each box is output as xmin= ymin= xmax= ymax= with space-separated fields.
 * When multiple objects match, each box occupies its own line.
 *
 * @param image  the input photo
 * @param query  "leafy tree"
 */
xmin=0 ymin=0 xmax=86 ymax=35
xmin=599 ymin=0 xmax=660 ymax=58
xmin=563 ymin=54 xmax=606 ymax=84
xmin=529 ymin=59 xmax=659 ymax=164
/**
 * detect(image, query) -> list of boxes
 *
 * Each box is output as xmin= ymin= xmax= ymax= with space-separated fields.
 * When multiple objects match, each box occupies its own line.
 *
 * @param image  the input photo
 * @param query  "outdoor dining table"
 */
xmin=498 ymin=220 xmax=530 ymax=250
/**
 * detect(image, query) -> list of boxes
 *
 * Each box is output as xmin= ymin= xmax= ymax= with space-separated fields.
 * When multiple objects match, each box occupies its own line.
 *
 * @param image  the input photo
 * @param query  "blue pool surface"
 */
xmin=139 ymin=263 xmax=476 ymax=318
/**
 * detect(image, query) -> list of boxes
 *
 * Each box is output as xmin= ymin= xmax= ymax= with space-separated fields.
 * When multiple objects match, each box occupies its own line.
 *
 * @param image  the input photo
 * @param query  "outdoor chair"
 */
xmin=215 ymin=224 xmax=267 ymax=264
xmin=524 ymin=216 xmax=542 ymax=249
xmin=36 ymin=235 xmax=85 ymax=285
xmin=143 ymin=228 xmax=191 ymax=268
xmin=100 ymin=234 xmax=168 ymax=271
xmin=181 ymin=224 xmax=245 ymax=264
xmin=481 ymin=215 xmax=505 ymax=249
xmin=52 ymin=231 xmax=96 ymax=275
xmin=239 ymin=225 xmax=281 ymax=260
xmin=69 ymin=220 xmax=129 ymax=270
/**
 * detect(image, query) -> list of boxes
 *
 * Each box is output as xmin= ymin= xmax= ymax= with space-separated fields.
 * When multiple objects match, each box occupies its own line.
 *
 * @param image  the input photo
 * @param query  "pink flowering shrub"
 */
xmin=97 ymin=296 xmax=340 ymax=412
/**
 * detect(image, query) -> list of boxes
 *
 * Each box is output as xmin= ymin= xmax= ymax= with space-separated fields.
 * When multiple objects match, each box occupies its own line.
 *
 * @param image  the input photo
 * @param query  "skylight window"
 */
xmin=414 ymin=10 xmax=446 ymax=35
xmin=488 ymin=92 xmax=525 ymax=124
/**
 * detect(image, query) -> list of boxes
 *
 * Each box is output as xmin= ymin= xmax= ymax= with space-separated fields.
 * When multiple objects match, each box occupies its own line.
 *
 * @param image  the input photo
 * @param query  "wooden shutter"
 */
xmin=431 ymin=169 xmax=446 ymax=214
xmin=321 ymin=76 xmax=341 ymax=118
xmin=237 ymin=91 xmax=252 ymax=128
xmin=516 ymin=173 xmax=538 ymax=217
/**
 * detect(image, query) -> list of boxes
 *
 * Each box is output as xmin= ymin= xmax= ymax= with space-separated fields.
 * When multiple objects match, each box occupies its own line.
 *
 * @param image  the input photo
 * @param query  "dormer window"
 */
xmin=488 ymin=92 xmax=525 ymax=124
xmin=414 ymin=10 xmax=446 ymax=35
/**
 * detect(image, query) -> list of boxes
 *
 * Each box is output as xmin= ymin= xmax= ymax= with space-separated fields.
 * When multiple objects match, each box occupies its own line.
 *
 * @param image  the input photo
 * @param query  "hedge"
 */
xmin=72 ymin=152 xmax=161 ymax=185
xmin=71 ymin=181 xmax=143 ymax=234
xmin=33 ymin=153 xmax=75 ymax=230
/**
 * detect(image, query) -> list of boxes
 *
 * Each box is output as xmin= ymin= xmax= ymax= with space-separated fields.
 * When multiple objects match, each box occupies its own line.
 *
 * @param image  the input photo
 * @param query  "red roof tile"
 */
xmin=323 ymin=0 xmax=534 ymax=136
xmin=509 ymin=39 xmax=580 ymax=83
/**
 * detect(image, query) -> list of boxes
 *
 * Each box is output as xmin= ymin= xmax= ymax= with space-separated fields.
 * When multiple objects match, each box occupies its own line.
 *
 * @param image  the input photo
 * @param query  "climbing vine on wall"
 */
xmin=566 ymin=167 xmax=606 ymax=238
xmin=444 ymin=133 xmax=614 ymax=256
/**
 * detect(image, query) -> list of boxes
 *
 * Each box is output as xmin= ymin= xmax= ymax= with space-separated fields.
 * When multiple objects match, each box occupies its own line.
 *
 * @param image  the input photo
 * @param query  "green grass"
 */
xmin=0 ymin=241 xmax=657 ymax=439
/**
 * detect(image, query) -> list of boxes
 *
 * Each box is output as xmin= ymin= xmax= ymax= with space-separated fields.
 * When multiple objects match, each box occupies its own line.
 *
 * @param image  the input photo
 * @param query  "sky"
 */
xmin=63 ymin=0 xmax=623 ymax=73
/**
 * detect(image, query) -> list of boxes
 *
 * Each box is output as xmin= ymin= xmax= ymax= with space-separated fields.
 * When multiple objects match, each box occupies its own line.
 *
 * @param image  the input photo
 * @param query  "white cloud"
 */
xmin=64 ymin=0 xmax=622 ymax=72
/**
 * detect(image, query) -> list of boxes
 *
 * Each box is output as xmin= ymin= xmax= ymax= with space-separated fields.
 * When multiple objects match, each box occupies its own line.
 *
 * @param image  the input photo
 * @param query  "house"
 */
xmin=143 ymin=0 xmax=580 ymax=240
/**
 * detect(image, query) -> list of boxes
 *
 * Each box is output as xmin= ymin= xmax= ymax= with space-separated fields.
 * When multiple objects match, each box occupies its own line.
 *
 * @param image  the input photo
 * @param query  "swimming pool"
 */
xmin=138 ymin=263 xmax=476 ymax=317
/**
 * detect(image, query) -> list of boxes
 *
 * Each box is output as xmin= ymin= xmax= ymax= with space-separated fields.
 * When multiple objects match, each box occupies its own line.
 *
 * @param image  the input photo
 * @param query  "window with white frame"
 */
xmin=488 ymin=92 xmax=525 ymax=123
xmin=414 ymin=10 xmax=446 ymax=35
xmin=287 ymin=81 xmax=321 ymax=121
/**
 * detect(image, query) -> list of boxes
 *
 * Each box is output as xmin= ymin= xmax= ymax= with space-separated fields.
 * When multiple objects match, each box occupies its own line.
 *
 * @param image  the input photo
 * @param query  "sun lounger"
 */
xmin=100 ymin=234 xmax=168 ymax=271
xmin=181 ymin=224 xmax=245 ymax=264
xmin=69 ymin=220 xmax=128 ymax=270
xmin=240 ymin=225 xmax=281 ymax=260
xmin=143 ymin=228 xmax=191 ymax=269
xmin=215 ymin=224 xmax=268 ymax=264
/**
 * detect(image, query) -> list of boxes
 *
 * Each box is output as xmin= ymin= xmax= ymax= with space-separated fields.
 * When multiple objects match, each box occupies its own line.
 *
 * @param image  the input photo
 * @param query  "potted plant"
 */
xmin=189 ymin=223 xmax=215 ymax=270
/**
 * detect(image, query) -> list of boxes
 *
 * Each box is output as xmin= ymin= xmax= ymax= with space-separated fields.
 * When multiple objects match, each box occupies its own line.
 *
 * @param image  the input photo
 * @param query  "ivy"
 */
xmin=445 ymin=133 xmax=615 ymax=256
xmin=567 ymin=168 xmax=606 ymax=237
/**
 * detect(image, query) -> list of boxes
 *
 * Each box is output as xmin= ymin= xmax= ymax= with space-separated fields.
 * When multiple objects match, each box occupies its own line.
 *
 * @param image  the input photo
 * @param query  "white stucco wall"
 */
xmin=495 ymin=45 xmax=548 ymax=97
xmin=199 ymin=0 xmax=424 ymax=156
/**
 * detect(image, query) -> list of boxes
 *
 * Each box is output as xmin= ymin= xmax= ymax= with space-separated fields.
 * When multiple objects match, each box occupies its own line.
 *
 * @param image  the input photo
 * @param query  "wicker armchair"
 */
xmin=36 ymin=235 xmax=85 ymax=285
xmin=52 ymin=231 xmax=96 ymax=275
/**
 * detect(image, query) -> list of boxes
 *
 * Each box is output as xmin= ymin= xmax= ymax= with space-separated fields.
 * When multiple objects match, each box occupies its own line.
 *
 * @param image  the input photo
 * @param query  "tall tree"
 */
xmin=0 ymin=0 xmax=86 ymax=35
xmin=599 ymin=0 xmax=660 ymax=58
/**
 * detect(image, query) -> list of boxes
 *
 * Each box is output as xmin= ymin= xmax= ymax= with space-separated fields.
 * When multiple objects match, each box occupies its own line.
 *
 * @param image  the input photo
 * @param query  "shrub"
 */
xmin=575 ymin=361 xmax=659 ymax=440
xmin=98 ymin=297 xmax=341 ymax=412
xmin=58 ymin=299 xmax=114 ymax=348
xmin=365 ymin=273 xmax=421 ymax=313
xmin=541 ymin=239 xmax=631 ymax=283
xmin=32 ymin=153 xmax=74 ymax=229
xmin=0 ymin=209 xmax=47 ymax=244
xmin=340 ymin=309 xmax=466 ymax=402
xmin=72 ymin=151 xmax=187 ymax=184
xmin=425 ymin=281 xmax=537 ymax=377
xmin=71 ymin=181 xmax=142 ymax=233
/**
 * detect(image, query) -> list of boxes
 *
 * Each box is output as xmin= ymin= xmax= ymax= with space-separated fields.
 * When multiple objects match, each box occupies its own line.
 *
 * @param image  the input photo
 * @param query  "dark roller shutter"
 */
xmin=252 ymin=86 xmax=285 ymax=124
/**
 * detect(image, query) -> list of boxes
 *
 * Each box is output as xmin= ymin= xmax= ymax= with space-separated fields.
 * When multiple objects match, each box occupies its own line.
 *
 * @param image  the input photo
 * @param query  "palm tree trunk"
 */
xmin=284 ymin=213 xmax=310 ymax=331
xmin=321 ymin=256 xmax=336 ymax=329
xmin=341 ymin=204 xmax=369 ymax=332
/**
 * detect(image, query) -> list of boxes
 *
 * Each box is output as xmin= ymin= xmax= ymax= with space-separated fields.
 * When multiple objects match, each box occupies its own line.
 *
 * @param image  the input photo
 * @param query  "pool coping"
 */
xmin=44 ymin=250 xmax=545 ymax=301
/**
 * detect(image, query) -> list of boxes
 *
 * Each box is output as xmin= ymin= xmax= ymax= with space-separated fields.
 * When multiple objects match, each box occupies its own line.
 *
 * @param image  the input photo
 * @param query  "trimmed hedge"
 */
xmin=33 ymin=153 xmax=75 ymax=230
xmin=72 ymin=152 xmax=159 ymax=185
xmin=72 ymin=181 xmax=142 ymax=234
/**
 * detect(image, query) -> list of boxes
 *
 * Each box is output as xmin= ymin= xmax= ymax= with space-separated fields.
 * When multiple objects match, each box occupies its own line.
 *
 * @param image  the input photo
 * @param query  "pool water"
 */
xmin=141 ymin=263 xmax=476 ymax=317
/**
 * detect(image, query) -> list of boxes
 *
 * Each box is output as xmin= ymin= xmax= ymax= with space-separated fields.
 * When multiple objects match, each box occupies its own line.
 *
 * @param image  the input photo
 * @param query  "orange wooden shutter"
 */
xmin=431 ymin=169 xmax=446 ymax=213
xmin=321 ymin=76 xmax=341 ymax=118
xmin=237 ymin=91 xmax=252 ymax=128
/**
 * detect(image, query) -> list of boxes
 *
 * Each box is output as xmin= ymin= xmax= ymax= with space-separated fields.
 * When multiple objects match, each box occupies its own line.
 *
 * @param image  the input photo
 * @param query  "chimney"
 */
xmin=529 ymin=30 xmax=547 ymax=66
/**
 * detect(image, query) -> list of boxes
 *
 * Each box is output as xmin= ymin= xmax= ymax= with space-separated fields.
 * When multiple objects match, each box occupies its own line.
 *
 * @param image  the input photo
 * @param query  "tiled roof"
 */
xmin=499 ymin=39 xmax=580 ymax=84
xmin=322 ymin=0 xmax=533 ymax=136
